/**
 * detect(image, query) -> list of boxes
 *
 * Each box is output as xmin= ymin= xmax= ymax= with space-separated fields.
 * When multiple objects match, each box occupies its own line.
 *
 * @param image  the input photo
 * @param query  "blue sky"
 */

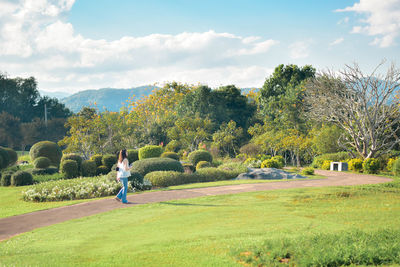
xmin=0 ymin=0 xmax=399 ymax=93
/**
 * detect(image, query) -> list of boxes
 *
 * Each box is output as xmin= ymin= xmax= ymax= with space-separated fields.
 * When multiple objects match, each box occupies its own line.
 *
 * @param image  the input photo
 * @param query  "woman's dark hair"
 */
xmin=118 ymin=149 xmax=127 ymax=163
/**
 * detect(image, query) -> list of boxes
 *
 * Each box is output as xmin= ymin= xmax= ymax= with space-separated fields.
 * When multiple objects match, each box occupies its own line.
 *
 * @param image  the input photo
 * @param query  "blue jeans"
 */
xmin=116 ymin=178 xmax=128 ymax=203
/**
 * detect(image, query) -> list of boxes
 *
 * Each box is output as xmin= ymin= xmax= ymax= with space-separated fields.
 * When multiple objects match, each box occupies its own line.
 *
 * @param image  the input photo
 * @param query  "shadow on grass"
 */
xmin=158 ymin=201 xmax=225 ymax=207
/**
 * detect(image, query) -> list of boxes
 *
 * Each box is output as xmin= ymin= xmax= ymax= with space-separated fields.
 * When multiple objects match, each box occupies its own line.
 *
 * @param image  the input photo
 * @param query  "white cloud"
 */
xmin=337 ymin=17 xmax=349 ymax=24
xmin=330 ymin=37 xmax=344 ymax=46
xmin=336 ymin=0 xmax=400 ymax=47
xmin=289 ymin=41 xmax=311 ymax=59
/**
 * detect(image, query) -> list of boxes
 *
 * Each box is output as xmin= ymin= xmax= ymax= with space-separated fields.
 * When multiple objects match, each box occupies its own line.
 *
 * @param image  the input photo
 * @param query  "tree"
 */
xmin=212 ymin=120 xmax=243 ymax=156
xmin=310 ymin=124 xmax=343 ymax=154
xmin=306 ymin=61 xmax=400 ymax=159
xmin=0 ymin=112 xmax=22 ymax=149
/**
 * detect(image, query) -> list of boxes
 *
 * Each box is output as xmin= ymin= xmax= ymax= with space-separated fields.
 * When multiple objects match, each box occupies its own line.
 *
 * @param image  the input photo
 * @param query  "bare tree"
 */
xmin=306 ymin=61 xmax=400 ymax=159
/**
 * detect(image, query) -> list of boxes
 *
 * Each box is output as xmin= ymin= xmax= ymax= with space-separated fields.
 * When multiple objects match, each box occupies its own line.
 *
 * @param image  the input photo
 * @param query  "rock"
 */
xmin=235 ymin=168 xmax=306 ymax=180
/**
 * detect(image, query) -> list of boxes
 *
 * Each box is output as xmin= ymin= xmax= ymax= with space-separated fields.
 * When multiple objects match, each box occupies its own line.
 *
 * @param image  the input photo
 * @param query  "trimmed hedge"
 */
xmin=161 ymin=152 xmax=180 ymax=161
xmin=102 ymin=154 xmax=117 ymax=171
xmin=188 ymin=150 xmax=213 ymax=166
xmin=60 ymin=159 xmax=79 ymax=178
xmin=127 ymin=149 xmax=139 ymax=163
xmin=30 ymin=141 xmax=62 ymax=167
xmin=145 ymin=171 xmax=197 ymax=187
xmin=196 ymin=161 xmax=212 ymax=169
xmin=11 ymin=171 xmax=33 ymax=186
xmin=195 ymin=167 xmax=238 ymax=182
xmin=131 ymin=157 xmax=184 ymax=176
xmin=3 ymin=147 xmax=17 ymax=166
xmin=82 ymin=160 xmax=97 ymax=177
xmin=0 ymin=147 xmax=9 ymax=169
xmin=348 ymin=158 xmax=363 ymax=172
xmin=91 ymin=154 xmax=103 ymax=167
xmin=30 ymin=167 xmax=58 ymax=175
xmin=363 ymin=158 xmax=380 ymax=174
xmin=96 ymin=165 xmax=109 ymax=175
xmin=0 ymin=172 xmax=12 ymax=186
xmin=62 ymin=154 xmax=83 ymax=172
xmin=138 ymin=145 xmax=163 ymax=160
xmin=33 ymin=157 xmax=51 ymax=169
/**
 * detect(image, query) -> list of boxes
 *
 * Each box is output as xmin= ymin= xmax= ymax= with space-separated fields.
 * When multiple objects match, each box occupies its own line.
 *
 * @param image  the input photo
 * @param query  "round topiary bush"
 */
xmin=33 ymin=157 xmax=51 ymax=169
xmin=29 ymin=141 xmax=62 ymax=167
xmin=90 ymin=154 xmax=103 ymax=167
xmin=196 ymin=161 xmax=212 ymax=169
xmin=127 ymin=149 xmax=139 ymax=163
xmin=0 ymin=147 xmax=9 ymax=169
xmin=97 ymin=165 xmax=109 ymax=175
xmin=60 ymin=159 xmax=79 ymax=179
xmin=82 ymin=160 xmax=97 ymax=177
xmin=62 ymin=154 xmax=83 ymax=172
xmin=11 ymin=171 xmax=33 ymax=186
xmin=131 ymin=157 xmax=184 ymax=176
xmin=0 ymin=172 xmax=13 ymax=186
xmin=392 ymin=158 xmax=400 ymax=176
xmin=161 ymin=152 xmax=180 ymax=161
xmin=138 ymin=145 xmax=163 ymax=160
xmin=2 ymin=147 xmax=17 ymax=167
xmin=362 ymin=158 xmax=380 ymax=174
xmin=348 ymin=158 xmax=363 ymax=172
xmin=188 ymin=150 xmax=213 ymax=166
xmin=261 ymin=159 xmax=280 ymax=169
xmin=301 ymin=167 xmax=315 ymax=175
xmin=102 ymin=154 xmax=117 ymax=171
xmin=30 ymin=167 xmax=58 ymax=175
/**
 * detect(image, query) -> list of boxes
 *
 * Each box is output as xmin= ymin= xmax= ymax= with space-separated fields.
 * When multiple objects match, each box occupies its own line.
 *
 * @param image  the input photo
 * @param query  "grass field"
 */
xmin=1 ymin=179 xmax=399 ymax=266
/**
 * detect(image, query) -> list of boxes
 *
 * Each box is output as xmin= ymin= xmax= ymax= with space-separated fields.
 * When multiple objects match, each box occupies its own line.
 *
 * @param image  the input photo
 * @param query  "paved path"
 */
xmin=0 ymin=170 xmax=392 ymax=241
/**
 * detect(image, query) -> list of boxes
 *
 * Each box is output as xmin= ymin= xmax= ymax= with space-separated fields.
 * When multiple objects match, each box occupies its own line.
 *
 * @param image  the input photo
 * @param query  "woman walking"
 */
xmin=115 ymin=149 xmax=131 ymax=204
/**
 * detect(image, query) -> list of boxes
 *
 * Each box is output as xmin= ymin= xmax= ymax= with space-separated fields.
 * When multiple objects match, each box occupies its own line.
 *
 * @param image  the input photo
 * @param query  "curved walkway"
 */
xmin=0 ymin=170 xmax=392 ymax=241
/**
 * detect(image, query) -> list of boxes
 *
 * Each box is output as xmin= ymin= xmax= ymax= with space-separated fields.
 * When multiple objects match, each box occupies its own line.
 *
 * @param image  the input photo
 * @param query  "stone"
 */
xmin=235 ymin=167 xmax=306 ymax=180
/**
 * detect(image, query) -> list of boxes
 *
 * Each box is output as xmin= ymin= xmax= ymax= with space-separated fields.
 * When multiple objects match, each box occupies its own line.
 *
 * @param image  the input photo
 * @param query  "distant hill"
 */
xmin=39 ymin=90 xmax=72 ymax=99
xmin=60 ymin=86 xmax=157 ymax=113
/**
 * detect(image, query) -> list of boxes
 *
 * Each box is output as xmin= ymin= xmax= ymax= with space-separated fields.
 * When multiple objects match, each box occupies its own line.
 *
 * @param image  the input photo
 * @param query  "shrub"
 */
xmin=0 ymin=172 xmax=12 ymax=186
xmin=145 ymin=171 xmax=197 ymax=187
xmin=29 ymin=141 xmax=62 ymax=167
xmin=131 ymin=157 xmax=184 ymax=176
xmin=161 ymin=151 xmax=180 ymax=161
xmin=256 ymin=154 xmax=271 ymax=161
xmin=97 ymin=165 xmax=109 ymax=175
xmin=127 ymin=149 xmax=139 ymax=163
xmin=2 ymin=147 xmax=17 ymax=166
xmin=321 ymin=160 xmax=332 ymax=170
xmin=32 ymin=172 xmax=64 ymax=183
xmin=90 ymin=154 xmax=103 ymax=167
xmin=30 ymin=167 xmax=58 ymax=175
xmin=60 ymin=159 xmax=79 ymax=179
xmin=363 ymin=158 xmax=380 ymax=174
xmin=261 ymin=159 xmax=280 ymax=169
xmin=348 ymin=158 xmax=363 ymax=172
xmin=196 ymin=161 xmax=212 ymax=169
xmin=165 ymin=140 xmax=181 ymax=152
xmin=271 ymin=155 xmax=285 ymax=168
xmin=188 ymin=150 xmax=213 ymax=166
xmin=62 ymin=154 xmax=83 ymax=172
xmin=244 ymin=157 xmax=261 ymax=168
xmin=102 ymin=154 xmax=117 ymax=171
xmin=0 ymin=147 xmax=9 ymax=169
xmin=196 ymin=167 xmax=238 ymax=182
xmin=312 ymin=152 xmax=350 ymax=168
xmin=11 ymin=171 xmax=33 ymax=186
xmin=33 ymin=157 xmax=51 ymax=169
xmin=82 ymin=160 xmax=97 ymax=177
xmin=392 ymin=158 xmax=400 ymax=176
xmin=182 ymin=163 xmax=195 ymax=173
xmin=138 ymin=145 xmax=163 ymax=160
xmin=106 ymin=170 xmax=147 ymax=190
xmin=387 ymin=158 xmax=397 ymax=172
xmin=301 ymin=167 xmax=315 ymax=175
xmin=239 ymin=143 xmax=262 ymax=157
xmin=217 ymin=162 xmax=248 ymax=173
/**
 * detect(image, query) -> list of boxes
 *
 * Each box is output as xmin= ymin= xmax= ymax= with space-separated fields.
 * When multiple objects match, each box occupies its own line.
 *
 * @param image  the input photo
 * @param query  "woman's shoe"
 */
xmin=115 ymin=197 xmax=121 ymax=202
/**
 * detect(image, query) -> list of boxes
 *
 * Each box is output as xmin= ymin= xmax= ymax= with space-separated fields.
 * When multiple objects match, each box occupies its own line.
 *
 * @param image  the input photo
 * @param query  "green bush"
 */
xmin=145 ymin=171 xmax=196 ymax=187
xmin=32 ymin=173 xmax=64 ymax=183
xmin=60 ymin=159 xmax=79 ymax=179
xmin=195 ymin=167 xmax=237 ymax=182
xmin=196 ymin=161 xmax=212 ymax=169
xmin=138 ymin=145 xmax=163 ymax=160
xmin=387 ymin=158 xmax=397 ymax=172
xmin=188 ymin=150 xmax=213 ymax=166
xmin=182 ymin=162 xmax=195 ymax=173
xmin=0 ymin=172 xmax=12 ymax=186
xmin=2 ymin=147 xmax=17 ymax=166
xmin=102 ymin=154 xmax=117 ymax=171
xmin=363 ymin=158 xmax=380 ymax=174
xmin=271 ymin=155 xmax=285 ymax=168
xmin=239 ymin=143 xmax=262 ymax=157
xmin=127 ymin=149 xmax=139 ymax=163
xmin=165 ymin=140 xmax=181 ymax=152
xmin=82 ymin=160 xmax=97 ymax=177
xmin=392 ymin=158 xmax=400 ymax=176
xmin=131 ymin=157 xmax=184 ymax=176
xmin=301 ymin=167 xmax=314 ymax=175
xmin=11 ymin=171 xmax=33 ymax=186
xmin=217 ymin=162 xmax=248 ymax=173
xmin=90 ymin=154 xmax=103 ymax=167
xmin=261 ymin=159 xmax=280 ymax=169
xmin=0 ymin=147 xmax=9 ymax=169
xmin=97 ymin=165 xmax=109 ymax=175
xmin=30 ymin=167 xmax=58 ymax=175
xmin=33 ymin=157 xmax=51 ymax=169
xmin=321 ymin=160 xmax=331 ymax=170
xmin=161 ymin=151 xmax=180 ymax=161
xmin=348 ymin=158 xmax=363 ymax=172
xmin=62 ymin=154 xmax=83 ymax=172
xmin=312 ymin=152 xmax=350 ymax=168
xmin=29 ymin=141 xmax=62 ymax=167
xmin=106 ymin=170 xmax=146 ymax=190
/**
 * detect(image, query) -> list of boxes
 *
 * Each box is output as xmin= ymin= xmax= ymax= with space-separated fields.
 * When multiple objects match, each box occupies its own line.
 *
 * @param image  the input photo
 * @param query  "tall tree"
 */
xmin=306 ymin=61 xmax=400 ymax=159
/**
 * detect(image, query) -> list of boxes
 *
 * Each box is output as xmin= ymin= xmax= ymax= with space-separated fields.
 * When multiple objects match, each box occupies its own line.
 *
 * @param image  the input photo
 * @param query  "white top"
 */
xmin=117 ymin=159 xmax=131 ymax=178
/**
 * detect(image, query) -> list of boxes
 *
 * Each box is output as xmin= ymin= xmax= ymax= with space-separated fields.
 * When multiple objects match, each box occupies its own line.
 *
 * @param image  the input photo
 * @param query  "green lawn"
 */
xmin=1 ymin=180 xmax=399 ymax=266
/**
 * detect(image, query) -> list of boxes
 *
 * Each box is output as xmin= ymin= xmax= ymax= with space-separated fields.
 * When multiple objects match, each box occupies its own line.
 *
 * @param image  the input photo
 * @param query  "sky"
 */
xmin=0 ymin=0 xmax=399 ymax=93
